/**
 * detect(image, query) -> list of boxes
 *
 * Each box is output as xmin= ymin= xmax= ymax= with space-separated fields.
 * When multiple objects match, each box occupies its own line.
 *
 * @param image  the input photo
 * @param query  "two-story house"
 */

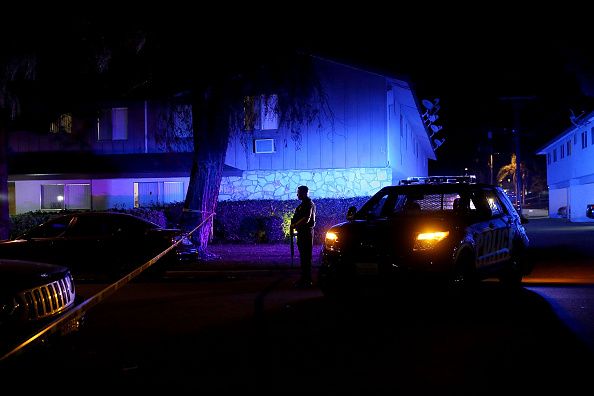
xmin=8 ymin=57 xmax=436 ymax=215
xmin=537 ymin=110 xmax=594 ymax=221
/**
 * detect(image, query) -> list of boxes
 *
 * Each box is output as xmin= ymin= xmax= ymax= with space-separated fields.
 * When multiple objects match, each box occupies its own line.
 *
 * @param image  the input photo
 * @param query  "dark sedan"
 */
xmin=0 ymin=212 xmax=198 ymax=281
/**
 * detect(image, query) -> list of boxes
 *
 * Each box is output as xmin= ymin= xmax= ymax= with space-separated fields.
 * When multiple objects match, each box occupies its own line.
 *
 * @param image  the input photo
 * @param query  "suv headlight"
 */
xmin=414 ymin=231 xmax=449 ymax=251
xmin=324 ymin=231 xmax=340 ymax=251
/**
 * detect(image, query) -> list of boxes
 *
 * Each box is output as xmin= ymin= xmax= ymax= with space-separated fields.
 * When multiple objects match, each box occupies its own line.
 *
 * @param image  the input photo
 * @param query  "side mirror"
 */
xmin=346 ymin=206 xmax=357 ymax=221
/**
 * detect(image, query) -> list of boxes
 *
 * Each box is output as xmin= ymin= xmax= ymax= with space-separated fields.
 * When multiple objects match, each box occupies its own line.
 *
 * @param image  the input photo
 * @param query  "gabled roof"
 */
xmin=536 ymin=110 xmax=594 ymax=154
xmin=312 ymin=55 xmax=436 ymax=160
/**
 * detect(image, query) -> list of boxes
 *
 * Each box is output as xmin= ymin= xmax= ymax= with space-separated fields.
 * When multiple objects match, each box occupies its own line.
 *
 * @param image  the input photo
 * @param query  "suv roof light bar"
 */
xmin=399 ymin=175 xmax=477 ymax=185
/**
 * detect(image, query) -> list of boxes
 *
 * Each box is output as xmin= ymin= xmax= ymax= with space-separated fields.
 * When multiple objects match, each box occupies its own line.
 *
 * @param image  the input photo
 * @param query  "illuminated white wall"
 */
xmin=12 ymin=168 xmax=392 ymax=214
xmin=539 ymin=113 xmax=594 ymax=222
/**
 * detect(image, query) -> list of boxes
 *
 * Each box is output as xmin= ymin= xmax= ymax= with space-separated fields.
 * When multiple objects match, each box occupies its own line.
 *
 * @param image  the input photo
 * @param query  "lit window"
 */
xmin=41 ymin=184 xmax=91 ymax=210
xmin=133 ymin=181 xmax=184 ymax=208
xmin=49 ymin=113 xmax=72 ymax=134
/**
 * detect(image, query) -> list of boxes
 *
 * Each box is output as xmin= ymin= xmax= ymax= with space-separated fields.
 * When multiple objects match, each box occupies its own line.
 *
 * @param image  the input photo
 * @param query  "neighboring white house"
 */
xmin=8 ymin=57 xmax=436 ymax=215
xmin=536 ymin=110 xmax=594 ymax=222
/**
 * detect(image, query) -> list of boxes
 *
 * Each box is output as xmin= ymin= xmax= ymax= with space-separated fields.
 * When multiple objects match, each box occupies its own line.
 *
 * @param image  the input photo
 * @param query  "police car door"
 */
xmin=474 ymin=189 xmax=512 ymax=270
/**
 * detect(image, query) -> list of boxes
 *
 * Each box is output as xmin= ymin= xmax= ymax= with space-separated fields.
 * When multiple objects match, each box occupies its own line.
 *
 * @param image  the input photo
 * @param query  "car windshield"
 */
xmin=356 ymin=187 xmax=479 ymax=220
xmin=64 ymin=214 xmax=158 ymax=237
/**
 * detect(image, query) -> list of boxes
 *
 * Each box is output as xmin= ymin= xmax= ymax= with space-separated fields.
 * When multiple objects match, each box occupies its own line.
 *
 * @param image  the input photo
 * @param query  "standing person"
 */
xmin=290 ymin=185 xmax=316 ymax=288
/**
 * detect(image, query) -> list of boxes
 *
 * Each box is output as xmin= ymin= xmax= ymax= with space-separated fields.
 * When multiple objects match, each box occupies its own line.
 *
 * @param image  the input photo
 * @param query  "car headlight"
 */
xmin=414 ymin=231 xmax=449 ymax=251
xmin=324 ymin=231 xmax=340 ymax=251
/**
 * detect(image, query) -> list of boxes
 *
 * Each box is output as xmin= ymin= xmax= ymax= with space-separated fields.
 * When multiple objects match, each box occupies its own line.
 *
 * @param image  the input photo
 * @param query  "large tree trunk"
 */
xmin=182 ymin=89 xmax=230 ymax=254
xmin=0 ymin=126 xmax=9 ymax=240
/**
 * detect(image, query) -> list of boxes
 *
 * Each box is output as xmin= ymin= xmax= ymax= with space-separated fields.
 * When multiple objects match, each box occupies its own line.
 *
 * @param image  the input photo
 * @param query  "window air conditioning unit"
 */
xmin=254 ymin=138 xmax=275 ymax=153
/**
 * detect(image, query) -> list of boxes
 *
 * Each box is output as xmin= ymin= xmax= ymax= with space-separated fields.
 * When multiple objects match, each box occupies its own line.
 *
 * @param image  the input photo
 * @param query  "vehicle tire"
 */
xmin=449 ymin=251 xmax=478 ymax=295
xmin=499 ymin=251 xmax=524 ymax=288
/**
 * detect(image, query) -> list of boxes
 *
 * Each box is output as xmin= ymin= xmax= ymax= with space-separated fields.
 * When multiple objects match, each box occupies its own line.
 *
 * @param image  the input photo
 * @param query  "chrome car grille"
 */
xmin=18 ymin=275 xmax=76 ymax=321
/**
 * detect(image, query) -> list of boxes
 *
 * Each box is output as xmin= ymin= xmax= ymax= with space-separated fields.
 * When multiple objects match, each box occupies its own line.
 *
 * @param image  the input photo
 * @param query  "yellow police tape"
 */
xmin=0 ymin=212 xmax=215 ymax=362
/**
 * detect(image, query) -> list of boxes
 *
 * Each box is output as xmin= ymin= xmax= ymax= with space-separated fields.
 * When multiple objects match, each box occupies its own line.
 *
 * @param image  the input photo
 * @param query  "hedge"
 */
xmin=9 ymin=196 xmax=371 ymax=244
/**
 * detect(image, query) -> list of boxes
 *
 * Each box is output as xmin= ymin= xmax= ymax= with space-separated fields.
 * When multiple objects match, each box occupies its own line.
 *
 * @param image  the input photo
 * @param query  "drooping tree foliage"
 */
xmin=180 ymin=52 xmax=333 ymax=253
xmin=0 ymin=55 xmax=37 ymax=239
xmin=0 ymin=13 xmax=150 ymax=239
xmin=0 ymin=13 xmax=333 ymax=251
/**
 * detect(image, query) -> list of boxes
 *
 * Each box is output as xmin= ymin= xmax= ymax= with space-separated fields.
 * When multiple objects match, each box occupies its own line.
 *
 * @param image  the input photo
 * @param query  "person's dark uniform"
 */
xmin=291 ymin=185 xmax=316 ymax=288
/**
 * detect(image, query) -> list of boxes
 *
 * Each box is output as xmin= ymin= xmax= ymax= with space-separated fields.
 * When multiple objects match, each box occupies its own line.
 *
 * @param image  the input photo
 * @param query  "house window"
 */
xmin=253 ymin=138 xmax=275 ymax=153
xmin=112 ymin=108 xmax=128 ymax=140
xmin=553 ymin=148 xmax=557 ymax=162
xmin=41 ymin=184 xmax=91 ymax=210
xmin=582 ymin=131 xmax=588 ymax=148
xmin=97 ymin=107 xmax=128 ymax=141
xmin=560 ymin=144 xmax=565 ymax=159
xmin=49 ymin=113 xmax=72 ymax=134
xmin=243 ymin=94 xmax=279 ymax=131
xmin=133 ymin=181 xmax=184 ymax=208
xmin=567 ymin=140 xmax=571 ymax=156
xmin=547 ymin=153 xmax=551 ymax=165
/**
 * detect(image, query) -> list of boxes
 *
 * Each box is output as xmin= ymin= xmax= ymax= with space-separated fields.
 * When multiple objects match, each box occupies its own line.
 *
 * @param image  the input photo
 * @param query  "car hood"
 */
xmin=329 ymin=216 xmax=459 ymax=253
xmin=0 ymin=259 xmax=70 ymax=292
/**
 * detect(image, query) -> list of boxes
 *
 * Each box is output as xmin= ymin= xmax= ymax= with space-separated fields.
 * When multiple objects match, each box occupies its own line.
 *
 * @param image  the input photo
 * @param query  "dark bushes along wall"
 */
xmin=9 ymin=197 xmax=370 ymax=244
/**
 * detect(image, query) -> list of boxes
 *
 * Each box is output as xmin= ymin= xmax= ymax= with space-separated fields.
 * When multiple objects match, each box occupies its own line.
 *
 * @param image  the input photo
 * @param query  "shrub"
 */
xmin=8 ymin=196 xmax=371 ymax=244
xmin=212 ymin=196 xmax=370 ymax=244
xmin=9 ymin=211 xmax=62 ymax=239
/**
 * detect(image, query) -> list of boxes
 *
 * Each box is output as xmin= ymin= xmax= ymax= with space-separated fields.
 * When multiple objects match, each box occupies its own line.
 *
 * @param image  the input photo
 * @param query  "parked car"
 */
xmin=587 ymin=204 xmax=594 ymax=219
xmin=0 ymin=259 xmax=77 ymax=340
xmin=0 ymin=212 xmax=198 ymax=281
xmin=557 ymin=206 xmax=568 ymax=218
xmin=318 ymin=176 xmax=531 ymax=297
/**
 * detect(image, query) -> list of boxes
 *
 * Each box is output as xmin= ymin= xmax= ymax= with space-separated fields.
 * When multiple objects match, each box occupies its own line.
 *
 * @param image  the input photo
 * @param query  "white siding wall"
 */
xmin=548 ymin=187 xmax=568 ymax=219
xmin=569 ymin=183 xmax=594 ymax=222
xmin=542 ymin=119 xmax=594 ymax=222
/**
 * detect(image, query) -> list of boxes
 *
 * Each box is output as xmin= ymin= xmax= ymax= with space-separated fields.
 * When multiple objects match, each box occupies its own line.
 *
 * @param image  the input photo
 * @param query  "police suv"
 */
xmin=318 ymin=176 xmax=531 ymax=296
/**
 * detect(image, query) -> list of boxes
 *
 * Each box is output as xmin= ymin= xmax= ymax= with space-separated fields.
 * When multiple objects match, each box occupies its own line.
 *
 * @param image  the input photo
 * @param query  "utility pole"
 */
xmin=488 ymin=130 xmax=494 ymax=185
xmin=512 ymin=127 xmax=521 ymax=209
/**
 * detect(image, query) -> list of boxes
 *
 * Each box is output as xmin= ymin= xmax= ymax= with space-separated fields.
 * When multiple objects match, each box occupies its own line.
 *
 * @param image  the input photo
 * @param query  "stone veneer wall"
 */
xmin=218 ymin=167 xmax=392 ymax=201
